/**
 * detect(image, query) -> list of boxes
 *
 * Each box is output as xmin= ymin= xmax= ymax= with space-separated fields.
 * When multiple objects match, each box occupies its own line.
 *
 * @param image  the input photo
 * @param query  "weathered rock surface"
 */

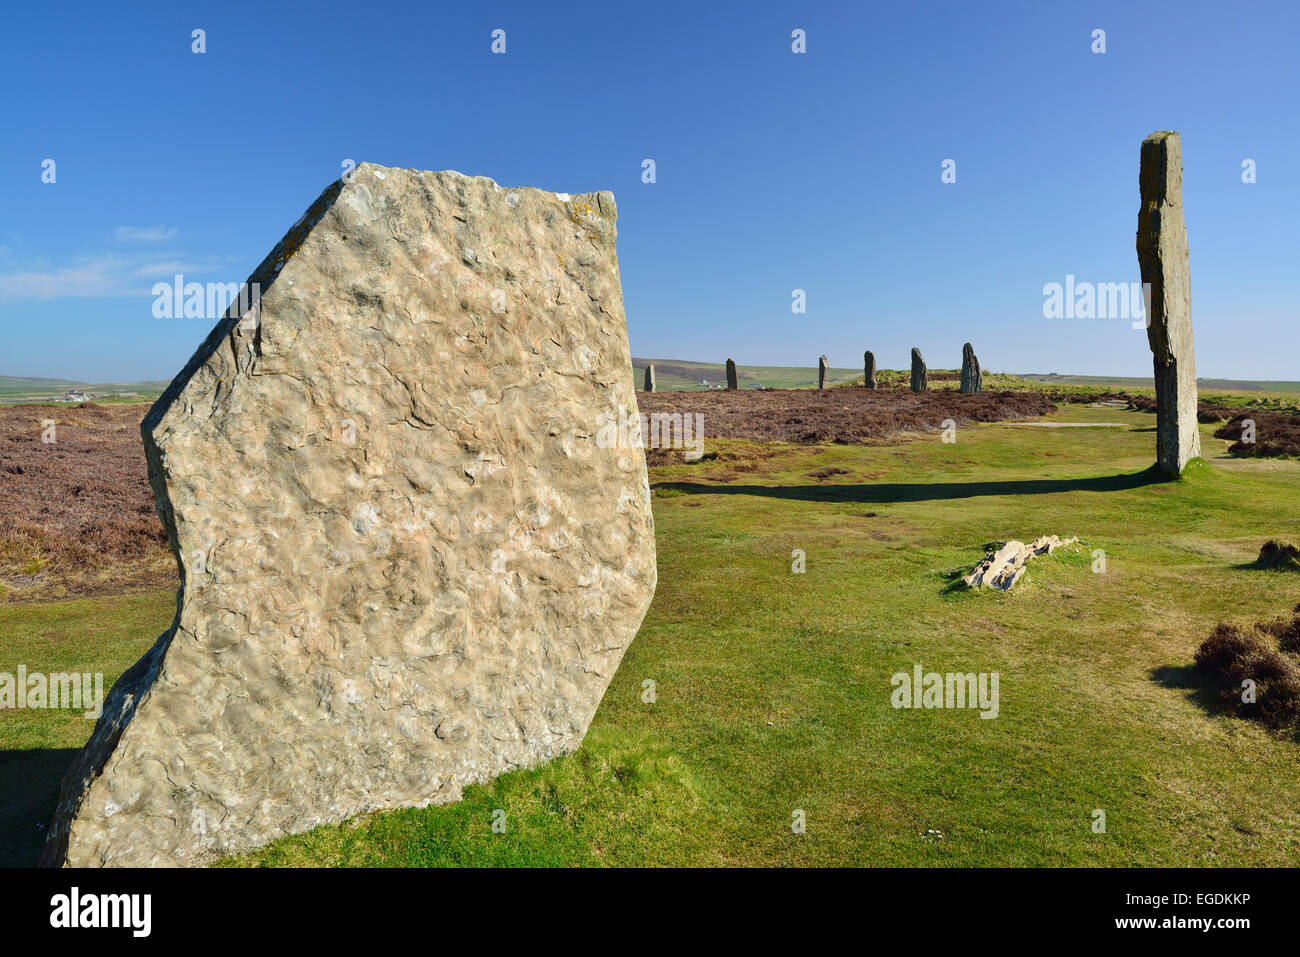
xmin=963 ymin=535 xmax=1077 ymax=591
xmin=726 ymin=358 xmax=738 ymax=391
xmin=960 ymin=343 xmax=982 ymax=394
xmin=864 ymin=351 xmax=877 ymax=389
xmin=1137 ymin=131 xmax=1200 ymax=474
xmin=818 ymin=355 xmax=828 ymax=390
xmin=40 ymin=164 xmax=657 ymax=867
xmin=910 ymin=348 xmax=927 ymax=393
xmin=644 ymin=363 xmax=655 ymax=392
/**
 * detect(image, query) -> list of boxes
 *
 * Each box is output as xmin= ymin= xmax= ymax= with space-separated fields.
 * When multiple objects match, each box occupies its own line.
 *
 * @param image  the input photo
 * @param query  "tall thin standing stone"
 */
xmin=910 ymin=348 xmax=927 ymax=392
xmin=1136 ymin=131 xmax=1200 ymax=474
xmin=864 ymin=350 xmax=877 ymax=389
xmin=725 ymin=358 xmax=738 ymax=390
xmin=644 ymin=363 xmax=655 ymax=392
xmin=960 ymin=343 xmax=982 ymax=394
xmin=818 ymin=355 xmax=828 ymax=389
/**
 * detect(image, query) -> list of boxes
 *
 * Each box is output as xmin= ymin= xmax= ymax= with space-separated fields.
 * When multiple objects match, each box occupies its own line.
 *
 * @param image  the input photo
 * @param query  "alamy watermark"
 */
xmin=1042 ymin=275 xmax=1151 ymax=329
xmin=891 ymin=664 xmax=999 ymax=719
xmin=596 ymin=406 xmax=704 ymax=459
xmin=50 ymin=887 xmax=150 ymax=937
xmin=153 ymin=274 xmax=260 ymax=323
xmin=1 ymin=667 xmax=103 ymax=718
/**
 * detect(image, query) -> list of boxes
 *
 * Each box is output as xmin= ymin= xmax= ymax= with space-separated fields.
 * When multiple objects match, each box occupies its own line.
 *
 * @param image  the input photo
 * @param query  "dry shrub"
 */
xmin=637 ymin=388 xmax=1056 ymax=446
xmin=1195 ymin=616 xmax=1300 ymax=734
xmin=1256 ymin=540 xmax=1300 ymax=570
xmin=1195 ymin=623 xmax=1268 ymax=675
xmin=0 ymin=402 xmax=172 ymax=597
xmin=1258 ymin=615 xmax=1300 ymax=654
xmin=1213 ymin=413 xmax=1300 ymax=458
xmin=1050 ymin=390 xmax=1300 ymax=454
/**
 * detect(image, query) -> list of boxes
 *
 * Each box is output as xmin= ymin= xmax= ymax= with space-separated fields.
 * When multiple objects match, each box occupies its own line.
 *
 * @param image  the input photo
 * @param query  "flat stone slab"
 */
xmin=40 ymin=164 xmax=657 ymax=867
xmin=963 ymin=535 xmax=1078 ymax=590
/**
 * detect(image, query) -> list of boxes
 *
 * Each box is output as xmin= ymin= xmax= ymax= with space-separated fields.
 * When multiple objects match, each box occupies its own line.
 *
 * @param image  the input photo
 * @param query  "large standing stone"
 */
xmin=1137 ymin=131 xmax=1199 ymax=474
xmin=644 ymin=363 xmax=655 ymax=392
xmin=960 ymin=343 xmax=982 ymax=394
xmin=40 ymin=164 xmax=657 ymax=867
xmin=725 ymin=358 xmax=738 ymax=390
xmin=910 ymin=348 xmax=927 ymax=393
xmin=818 ymin=355 xmax=828 ymax=390
xmin=864 ymin=351 xmax=877 ymax=389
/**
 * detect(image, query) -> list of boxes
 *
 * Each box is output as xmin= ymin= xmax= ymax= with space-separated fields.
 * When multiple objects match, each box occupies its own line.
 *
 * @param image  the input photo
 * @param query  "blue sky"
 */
xmin=1 ymin=0 xmax=1297 ymax=382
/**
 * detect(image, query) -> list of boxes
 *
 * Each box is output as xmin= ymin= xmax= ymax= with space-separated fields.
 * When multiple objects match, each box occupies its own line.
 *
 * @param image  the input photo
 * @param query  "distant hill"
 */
xmin=1014 ymin=373 xmax=1300 ymax=393
xmin=632 ymin=361 xmax=1300 ymax=395
xmin=0 ymin=375 xmax=169 ymax=405
xmin=6 ymin=365 xmax=1296 ymax=404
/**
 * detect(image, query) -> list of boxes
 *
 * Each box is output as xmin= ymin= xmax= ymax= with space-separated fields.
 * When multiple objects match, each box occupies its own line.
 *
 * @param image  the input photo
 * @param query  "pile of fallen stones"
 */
xmin=963 ymin=535 xmax=1079 ymax=591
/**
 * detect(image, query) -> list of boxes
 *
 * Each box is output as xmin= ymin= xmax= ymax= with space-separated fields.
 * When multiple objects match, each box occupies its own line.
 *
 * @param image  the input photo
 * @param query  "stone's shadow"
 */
xmin=939 ymin=567 xmax=971 ymax=596
xmin=1150 ymin=663 xmax=1222 ymax=719
xmin=0 ymin=748 xmax=77 ymax=867
xmin=653 ymin=467 xmax=1169 ymax=505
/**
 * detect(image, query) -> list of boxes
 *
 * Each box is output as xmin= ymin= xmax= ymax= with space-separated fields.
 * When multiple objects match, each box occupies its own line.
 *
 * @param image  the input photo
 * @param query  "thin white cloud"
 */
xmin=0 ymin=253 xmax=238 ymax=301
xmin=115 ymin=225 xmax=180 ymax=241
xmin=0 ymin=256 xmax=133 ymax=300
xmin=130 ymin=261 xmax=200 ymax=277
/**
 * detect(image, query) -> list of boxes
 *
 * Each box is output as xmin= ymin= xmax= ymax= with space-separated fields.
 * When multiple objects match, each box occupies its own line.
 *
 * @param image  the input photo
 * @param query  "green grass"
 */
xmin=0 ymin=375 xmax=166 ymax=405
xmin=1015 ymin=372 xmax=1300 ymax=394
xmin=4 ymin=404 xmax=1300 ymax=866
xmin=975 ymin=372 xmax=1300 ymax=413
xmin=0 ymin=590 xmax=176 ymax=866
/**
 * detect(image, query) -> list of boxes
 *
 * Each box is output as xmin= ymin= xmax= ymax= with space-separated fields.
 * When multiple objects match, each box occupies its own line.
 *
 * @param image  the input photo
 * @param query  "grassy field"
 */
xmin=977 ymin=372 xmax=1300 ymax=414
xmin=0 ymin=590 xmax=176 ymax=866
xmin=0 ymin=375 xmax=167 ymax=406
xmin=1015 ymin=372 xmax=1300 ymax=394
xmin=4 ymin=399 xmax=1299 ymax=866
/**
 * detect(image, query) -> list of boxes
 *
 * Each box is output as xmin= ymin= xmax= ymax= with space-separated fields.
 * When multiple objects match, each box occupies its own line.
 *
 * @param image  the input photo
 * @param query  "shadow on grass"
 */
xmin=939 ymin=569 xmax=973 ymax=597
xmin=654 ymin=466 xmax=1169 ymax=504
xmin=1229 ymin=539 xmax=1300 ymax=573
xmin=1150 ymin=663 xmax=1223 ymax=720
xmin=0 ymin=748 xmax=75 ymax=867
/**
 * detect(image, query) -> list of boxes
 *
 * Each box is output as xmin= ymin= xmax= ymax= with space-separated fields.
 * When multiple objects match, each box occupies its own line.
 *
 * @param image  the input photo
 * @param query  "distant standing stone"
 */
xmin=1137 ymin=130 xmax=1200 ymax=474
xmin=960 ymin=343 xmax=982 ymax=393
xmin=864 ymin=350 xmax=877 ymax=389
xmin=910 ymin=348 xmax=927 ymax=393
xmin=726 ymin=358 xmax=738 ymax=391
xmin=818 ymin=355 xmax=828 ymax=390
xmin=644 ymin=363 xmax=655 ymax=392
